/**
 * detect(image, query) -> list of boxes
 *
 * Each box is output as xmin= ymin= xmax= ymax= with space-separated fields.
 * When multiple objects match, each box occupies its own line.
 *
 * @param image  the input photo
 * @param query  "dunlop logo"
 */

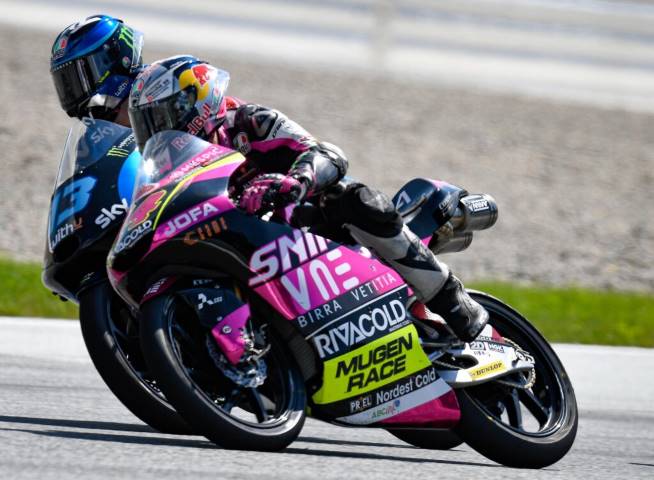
xmin=469 ymin=360 xmax=505 ymax=380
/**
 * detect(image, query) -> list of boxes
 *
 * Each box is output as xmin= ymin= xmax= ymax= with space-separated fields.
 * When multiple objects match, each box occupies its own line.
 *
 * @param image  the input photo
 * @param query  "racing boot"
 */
xmin=424 ymin=272 xmax=488 ymax=342
xmin=346 ymin=222 xmax=487 ymax=343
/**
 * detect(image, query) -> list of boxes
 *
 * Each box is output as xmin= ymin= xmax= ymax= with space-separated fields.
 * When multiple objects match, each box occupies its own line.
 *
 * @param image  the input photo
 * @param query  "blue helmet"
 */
xmin=50 ymin=15 xmax=144 ymax=120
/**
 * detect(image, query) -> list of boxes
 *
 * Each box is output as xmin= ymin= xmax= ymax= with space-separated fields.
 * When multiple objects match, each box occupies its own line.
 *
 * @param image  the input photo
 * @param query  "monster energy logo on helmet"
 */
xmin=118 ymin=26 xmax=135 ymax=49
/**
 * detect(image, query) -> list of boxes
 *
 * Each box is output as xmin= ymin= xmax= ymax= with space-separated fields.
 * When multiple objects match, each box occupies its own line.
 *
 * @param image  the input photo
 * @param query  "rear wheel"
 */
xmin=454 ymin=291 xmax=578 ymax=468
xmin=140 ymin=292 xmax=306 ymax=451
xmin=78 ymin=281 xmax=192 ymax=434
xmin=387 ymin=428 xmax=463 ymax=450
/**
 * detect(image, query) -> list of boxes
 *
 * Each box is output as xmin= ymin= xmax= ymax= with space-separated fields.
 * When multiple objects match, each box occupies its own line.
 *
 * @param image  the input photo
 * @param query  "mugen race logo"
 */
xmin=312 ymin=324 xmax=431 ymax=405
xmin=336 ymin=330 xmax=412 ymax=391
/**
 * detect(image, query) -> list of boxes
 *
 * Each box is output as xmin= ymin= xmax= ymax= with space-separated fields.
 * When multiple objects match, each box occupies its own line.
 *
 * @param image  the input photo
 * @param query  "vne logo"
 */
xmin=248 ymin=232 xmax=362 ymax=311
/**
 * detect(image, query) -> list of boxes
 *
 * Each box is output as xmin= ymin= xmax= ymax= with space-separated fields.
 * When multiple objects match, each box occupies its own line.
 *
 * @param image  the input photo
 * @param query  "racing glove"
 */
xmin=238 ymin=173 xmax=308 ymax=215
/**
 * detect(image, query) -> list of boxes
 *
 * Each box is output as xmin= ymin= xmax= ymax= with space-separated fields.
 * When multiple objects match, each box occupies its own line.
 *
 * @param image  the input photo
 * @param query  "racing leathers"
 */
xmin=213 ymin=97 xmax=488 ymax=342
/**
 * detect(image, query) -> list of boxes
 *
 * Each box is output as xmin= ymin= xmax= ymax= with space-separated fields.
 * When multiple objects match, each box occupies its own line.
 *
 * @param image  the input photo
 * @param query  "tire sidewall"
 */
xmin=78 ymin=281 xmax=192 ymax=434
xmin=453 ymin=291 xmax=579 ymax=468
xmin=140 ymin=293 xmax=307 ymax=451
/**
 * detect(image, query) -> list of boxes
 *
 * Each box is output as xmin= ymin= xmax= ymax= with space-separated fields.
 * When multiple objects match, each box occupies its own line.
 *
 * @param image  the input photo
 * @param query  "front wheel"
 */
xmin=454 ymin=291 xmax=578 ymax=468
xmin=78 ymin=281 xmax=192 ymax=434
xmin=140 ymin=292 xmax=307 ymax=451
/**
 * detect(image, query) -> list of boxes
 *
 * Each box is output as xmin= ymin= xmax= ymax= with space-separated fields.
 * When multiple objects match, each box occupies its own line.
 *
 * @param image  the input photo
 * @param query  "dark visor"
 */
xmin=51 ymin=44 xmax=121 ymax=116
xmin=130 ymin=90 xmax=196 ymax=151
xmin=52 ymin=60 xmax=92 ymax=114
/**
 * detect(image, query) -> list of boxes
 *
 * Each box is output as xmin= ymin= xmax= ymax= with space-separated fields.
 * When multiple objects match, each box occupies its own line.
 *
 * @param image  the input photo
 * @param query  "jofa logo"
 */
xmin=160 ymin=201 xmax=220 ymax=239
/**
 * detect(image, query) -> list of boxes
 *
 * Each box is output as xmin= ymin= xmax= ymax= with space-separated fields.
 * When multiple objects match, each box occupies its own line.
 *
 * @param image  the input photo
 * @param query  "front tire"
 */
xmin=454 ymin=291 xmax=578 ymax=468
xmin=140 ymin=292 xmax=307 ymax=451
xmin=78 ymin=281 xmax=192 ymax=434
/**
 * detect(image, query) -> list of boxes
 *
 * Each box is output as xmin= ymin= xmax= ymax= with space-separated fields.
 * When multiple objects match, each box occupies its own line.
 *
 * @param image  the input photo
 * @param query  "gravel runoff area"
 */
xmin=1 ymin=24 xmax=652 ymax=291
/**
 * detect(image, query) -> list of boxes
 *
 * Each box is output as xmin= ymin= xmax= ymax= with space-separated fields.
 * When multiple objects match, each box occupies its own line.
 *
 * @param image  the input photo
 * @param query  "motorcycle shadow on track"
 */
xmin=0 ymin=414 xmax=156 ymax=434
xmin=0 ymin=415 xmax=496 ymax=467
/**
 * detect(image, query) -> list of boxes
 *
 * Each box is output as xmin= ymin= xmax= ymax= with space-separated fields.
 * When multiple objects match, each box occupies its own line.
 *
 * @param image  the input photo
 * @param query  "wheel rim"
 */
xmin=166 ymin=298 xmax=297 ymax=429
xmin=463 ymin=298 xmax=569 ymax=438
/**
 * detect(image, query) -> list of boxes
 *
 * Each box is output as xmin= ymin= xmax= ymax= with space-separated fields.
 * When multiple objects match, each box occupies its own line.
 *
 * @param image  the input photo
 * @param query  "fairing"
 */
xmin=43 ymin=118 xmax=140 ymax=300
xmin=108 ymin=131 xmax=460 ymax=429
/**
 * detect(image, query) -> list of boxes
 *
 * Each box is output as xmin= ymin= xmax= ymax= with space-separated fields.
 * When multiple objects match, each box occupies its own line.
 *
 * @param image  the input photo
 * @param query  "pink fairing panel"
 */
xmin=380 ymin=390 xmax=461 ymax=428
xmin=211 ymin=304 xmax=250 ymax=365
xmin=140 ymin=276 xmax=177 ymax=304
xmin=156 ymin=144 xmax=235 ymax=189
xmin=150 ymin=195 xmax=235 ymax=251
xmin=336 ymin=369 xmax=460 ymax=427
xmin=128 ymin=190 xmax=166 ymax=229
xmin=253 ymin=243 xmax=405 ymax=320
xmin=107 ymin=267 xmax=127 ymax=288
xmin=490 ymin=326 xmax=504 ymax=342
xmin=216 ymin=125 xmax=233 ymax=149
xmin=189 ymin=161 xmax=241 ymax=184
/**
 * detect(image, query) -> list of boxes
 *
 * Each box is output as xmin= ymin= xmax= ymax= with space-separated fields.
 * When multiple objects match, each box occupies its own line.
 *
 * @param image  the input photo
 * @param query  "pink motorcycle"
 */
xmin=108 ymin=130 xmax=577 ymax=468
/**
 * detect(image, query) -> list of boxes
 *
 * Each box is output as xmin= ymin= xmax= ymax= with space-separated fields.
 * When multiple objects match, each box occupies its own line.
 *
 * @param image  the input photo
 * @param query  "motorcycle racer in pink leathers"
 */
xmin=128 ymin=55 xmax=488 ymax=343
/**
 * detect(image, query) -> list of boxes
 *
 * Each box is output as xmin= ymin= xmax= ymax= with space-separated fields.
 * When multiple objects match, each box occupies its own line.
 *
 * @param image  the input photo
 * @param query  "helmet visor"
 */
xmin=51 ymin=43 xmax=128 ymax=117
xmin=51 ymin=60 xmax=92 ymax=115
xmin=130 ymin=89 xmax=197 ymax=151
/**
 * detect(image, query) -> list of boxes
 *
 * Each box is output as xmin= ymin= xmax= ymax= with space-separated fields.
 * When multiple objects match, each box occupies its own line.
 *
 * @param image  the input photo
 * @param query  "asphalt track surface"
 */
xmin=1 ymin=317 xmax=652 ymax=479
xmin=0 ymin=2 xmax=653 ymax=476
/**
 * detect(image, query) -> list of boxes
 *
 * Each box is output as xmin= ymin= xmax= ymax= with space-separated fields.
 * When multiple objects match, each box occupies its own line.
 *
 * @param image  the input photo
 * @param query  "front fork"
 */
xmin=168 ymin=280 xmax=269 ymax=388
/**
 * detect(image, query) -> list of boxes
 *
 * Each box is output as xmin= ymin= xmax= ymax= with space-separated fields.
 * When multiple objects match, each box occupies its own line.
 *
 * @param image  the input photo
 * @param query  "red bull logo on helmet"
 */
xmin=179 ymin=65 xmax=211 ymax=101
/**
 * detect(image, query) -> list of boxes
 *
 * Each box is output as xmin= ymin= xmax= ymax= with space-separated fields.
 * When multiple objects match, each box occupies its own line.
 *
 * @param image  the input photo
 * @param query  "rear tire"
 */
xmin=387 ymin=428 xmax=463 ymax=450
xmin=140 ymin=292 xmax=306 ymax=451
xmin=454 ymin=291 xmax=578 ymax=468
xmin=78 ymin=281 xmax=193 ymax=434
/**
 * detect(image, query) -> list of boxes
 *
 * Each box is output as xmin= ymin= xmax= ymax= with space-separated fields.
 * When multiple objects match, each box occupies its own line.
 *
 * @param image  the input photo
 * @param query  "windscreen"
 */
xmin=54 ymin=117 xmax=133 ymax=189
xmin=132 ymin=129 xmax=228 ymax=200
